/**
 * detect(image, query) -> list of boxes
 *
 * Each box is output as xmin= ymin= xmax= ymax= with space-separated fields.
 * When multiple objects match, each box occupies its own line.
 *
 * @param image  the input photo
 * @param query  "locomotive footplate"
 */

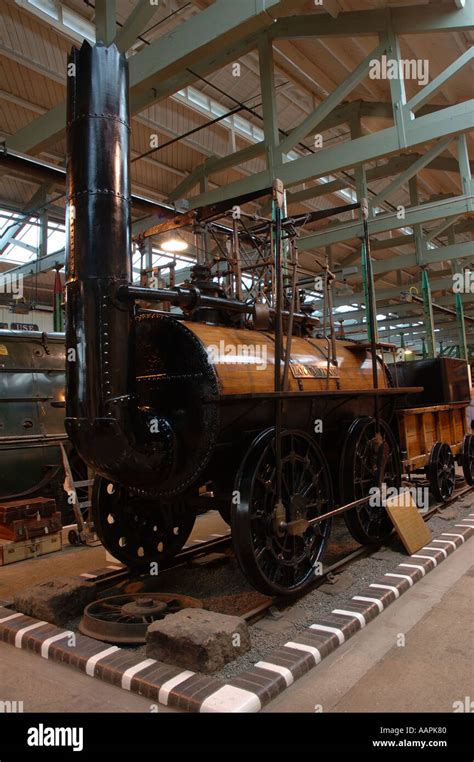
xmin=202 ymin=387 xmax=424 ymax=405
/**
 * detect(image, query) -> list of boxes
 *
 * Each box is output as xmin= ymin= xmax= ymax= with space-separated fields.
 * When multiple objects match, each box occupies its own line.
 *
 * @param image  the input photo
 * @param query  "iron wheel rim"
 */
xmin=341 ymin=417 xmax=401 ymax=544
xmin=429 ymin=442 xmax=455 ymax=502
xmin=92 ymin=477 xmax=196 ymax=571
xmin=232 ymin=428 xmax=332 ymax=597
xmin=461 ymin=434 xmax=474 ymax=486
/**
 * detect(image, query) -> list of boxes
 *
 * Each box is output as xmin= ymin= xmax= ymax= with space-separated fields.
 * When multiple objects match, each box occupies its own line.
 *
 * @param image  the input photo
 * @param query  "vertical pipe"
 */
xmin=361 ymin=199 xmax=380 ymax=430
xmin=282 ymin=191 xmax=291 ymax=290
xmin=232 ymin=218 xmax=243 ymax=302
xmin=282 ymin=238 xmax=298 ymax=392
xmin=65 ymin=41 xmax=170 ymax=487
xmin=66 ymin=41 xmax=132 ymax=424
xmin=53 ymin=268 xmax=64 ymax=333
xmin=273 ymin=180 xmax=284 ymax=508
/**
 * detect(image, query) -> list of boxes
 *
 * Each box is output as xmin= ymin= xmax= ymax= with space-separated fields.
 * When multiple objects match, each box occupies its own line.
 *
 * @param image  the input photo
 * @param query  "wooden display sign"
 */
xmin=385 ymin=490 xmax=432 ymax=555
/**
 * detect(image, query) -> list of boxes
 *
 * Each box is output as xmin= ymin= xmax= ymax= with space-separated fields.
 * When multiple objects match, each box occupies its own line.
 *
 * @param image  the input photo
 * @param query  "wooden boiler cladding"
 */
xmin=134 ymin=315 xmax=392 ymax=497
xmin=189 ymin=323 xmax=388 ymax=394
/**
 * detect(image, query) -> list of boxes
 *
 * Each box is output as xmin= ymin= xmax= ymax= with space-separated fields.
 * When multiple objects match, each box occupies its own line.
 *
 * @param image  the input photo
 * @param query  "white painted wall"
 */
xmin=0 ymin=307 xmax=55 ymax=333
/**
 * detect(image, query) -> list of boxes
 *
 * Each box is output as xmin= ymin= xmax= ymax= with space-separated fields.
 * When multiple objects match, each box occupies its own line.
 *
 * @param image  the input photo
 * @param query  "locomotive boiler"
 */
xmin=64 ymin=41 xmax=437 ymax=596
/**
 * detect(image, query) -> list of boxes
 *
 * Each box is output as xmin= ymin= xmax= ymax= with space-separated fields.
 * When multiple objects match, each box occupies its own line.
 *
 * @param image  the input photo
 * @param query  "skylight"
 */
xmin=0 ymin=209 xmax=66 ymax=265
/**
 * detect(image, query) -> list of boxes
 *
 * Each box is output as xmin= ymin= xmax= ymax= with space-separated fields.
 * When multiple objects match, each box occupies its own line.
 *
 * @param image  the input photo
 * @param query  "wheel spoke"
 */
xmin=234 ymin=430 xmax=331 ymax=595
xmin=342 ymin=419 xmax=399 ymax=544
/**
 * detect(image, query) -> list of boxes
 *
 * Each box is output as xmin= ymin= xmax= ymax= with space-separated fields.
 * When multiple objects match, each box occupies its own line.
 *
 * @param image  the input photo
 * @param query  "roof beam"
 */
xmin=128 ymin=0 xmax=306 ymax=93
xmin=270 ymin=5 xmax=474 ymax=38
xmin=95 ymin=0 xmax=116 ymax=46
xmin=372 ymin=241 xmax=474 ymax=276
xmin=187 ymin=100 xmax=474 ymax=209
xmin=370 ymin=137 xmax=454 ymax=207
xmin=4 ymin=249 xmax=66 ymax=278
xmin=278 ymin=38 xmax=387 ymax=156
xmin=5 ymin=101 xmax=67 ymax=155
xmin=0 ymin=184 xmax=50 ymax=255
xmin=298 ymin=194 xmax=472 ymax=250
xmin=323 ymin=297 xmax=474 ymax=325
xmin=114 ymin=1 xmax=158 ymax=52
xmin=425 ymin=218 xmax=459 ymax=244
xmin=6 ymin=0 xmax=300 ymax=154
xmin=407 ymin=46 xmax=474 ymax=113
xmin=333 ymin=274 xmax=466 ymax=308
xmin=169 ymin=101 xmax=358 ymax=203
xmin=286 ymin=151 xmax=474 ymax=207
xmin=369 ymin=219 xmax=474 ymax=251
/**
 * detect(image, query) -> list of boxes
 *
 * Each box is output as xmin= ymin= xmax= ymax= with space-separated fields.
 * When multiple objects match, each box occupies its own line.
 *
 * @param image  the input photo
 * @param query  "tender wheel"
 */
xmin=231 ymin=428 xmax=332 ymax=597
xmin=460 ymin=434 xmax=474 ymax=486
xmin=340 ymin=417 xmax=401 ymax=545
xmin=92 ymin=477 xmax=196 ymax=570
xmin=427 ymin=442 xmax=455 ymax=502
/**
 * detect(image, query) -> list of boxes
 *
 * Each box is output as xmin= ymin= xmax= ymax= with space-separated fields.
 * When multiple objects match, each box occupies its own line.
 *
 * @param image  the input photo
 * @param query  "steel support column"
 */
xmin=457 ymin=133 xmax=473 ymax=197
xmin=455 ymin=292 xmax=468 ymax=360
xmin=258 ymin=35 xmax=281 ymax=176
xmin=422 ymin=270 xmax=436 ymax=358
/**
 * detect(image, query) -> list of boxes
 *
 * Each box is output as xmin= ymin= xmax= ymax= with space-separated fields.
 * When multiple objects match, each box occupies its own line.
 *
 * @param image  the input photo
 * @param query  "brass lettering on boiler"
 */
xmin=290 ymin=363 xmax=340 ymax=379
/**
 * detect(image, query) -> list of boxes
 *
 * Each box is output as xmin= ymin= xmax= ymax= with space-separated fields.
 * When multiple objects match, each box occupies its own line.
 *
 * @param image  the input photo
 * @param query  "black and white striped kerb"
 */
xmin=0 ymin=517 xmax=472 ymax=713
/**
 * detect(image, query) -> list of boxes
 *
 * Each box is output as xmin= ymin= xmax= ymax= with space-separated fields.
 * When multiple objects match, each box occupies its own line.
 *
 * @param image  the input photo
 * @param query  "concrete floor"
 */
xmin=0 ymin=533 xmax=471 ymax=713
xmin=0 ymin=644 xmax=159 ymax=713
xmin=264 ymin=537 xmax=474 ymax=713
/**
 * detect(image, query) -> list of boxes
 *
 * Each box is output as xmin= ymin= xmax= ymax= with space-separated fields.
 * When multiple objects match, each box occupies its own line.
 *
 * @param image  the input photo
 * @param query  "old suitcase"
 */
xmin=0 ymin=496 xmax=57 ymax=524
xmin=0 ymin=533 xmax=62 ymax=566
xmin=0 ymin=512 xmax=62 ymax=541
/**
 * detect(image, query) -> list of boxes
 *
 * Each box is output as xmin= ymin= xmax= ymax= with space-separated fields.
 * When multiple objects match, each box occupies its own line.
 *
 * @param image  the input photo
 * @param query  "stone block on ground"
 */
xmin=146 ymin=607 xmax=250 ymax=673
xmin=14 ymin=576 xmax=97 ymax=626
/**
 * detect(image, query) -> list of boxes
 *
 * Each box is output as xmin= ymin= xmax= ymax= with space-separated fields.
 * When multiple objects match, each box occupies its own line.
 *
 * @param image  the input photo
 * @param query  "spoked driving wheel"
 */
xmin=427 ymin=442 xmax=455 ymax=502
xmin=460 ymin=434 xmax=474 ymax=486
xmin=92 ymin=476 xmax=196 ymax=570
xmin=340 ymin=417 xmax=401 ymax=545
xmin=231 ymin=428 xmax=332 ymax=597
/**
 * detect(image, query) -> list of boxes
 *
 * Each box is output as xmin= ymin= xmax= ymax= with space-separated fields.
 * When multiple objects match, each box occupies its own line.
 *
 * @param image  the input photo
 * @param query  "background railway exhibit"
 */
xmin=0 ymin=0 xmax=472 ymax=753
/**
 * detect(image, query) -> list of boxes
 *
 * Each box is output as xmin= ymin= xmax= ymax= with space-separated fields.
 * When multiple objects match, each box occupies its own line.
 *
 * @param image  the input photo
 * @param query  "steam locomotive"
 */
xmin=64 ymin=41 xmax=473 ymax=597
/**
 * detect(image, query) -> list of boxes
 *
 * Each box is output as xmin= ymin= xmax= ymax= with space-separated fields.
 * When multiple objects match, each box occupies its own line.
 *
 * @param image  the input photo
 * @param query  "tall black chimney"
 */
xmin=65 ymin=41 xmax=172 ymax=488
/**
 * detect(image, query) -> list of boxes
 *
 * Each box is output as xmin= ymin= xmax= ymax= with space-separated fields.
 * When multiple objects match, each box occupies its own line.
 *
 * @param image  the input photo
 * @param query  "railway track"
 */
xmin=79 ymin=483 xmax=473 ymax=634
